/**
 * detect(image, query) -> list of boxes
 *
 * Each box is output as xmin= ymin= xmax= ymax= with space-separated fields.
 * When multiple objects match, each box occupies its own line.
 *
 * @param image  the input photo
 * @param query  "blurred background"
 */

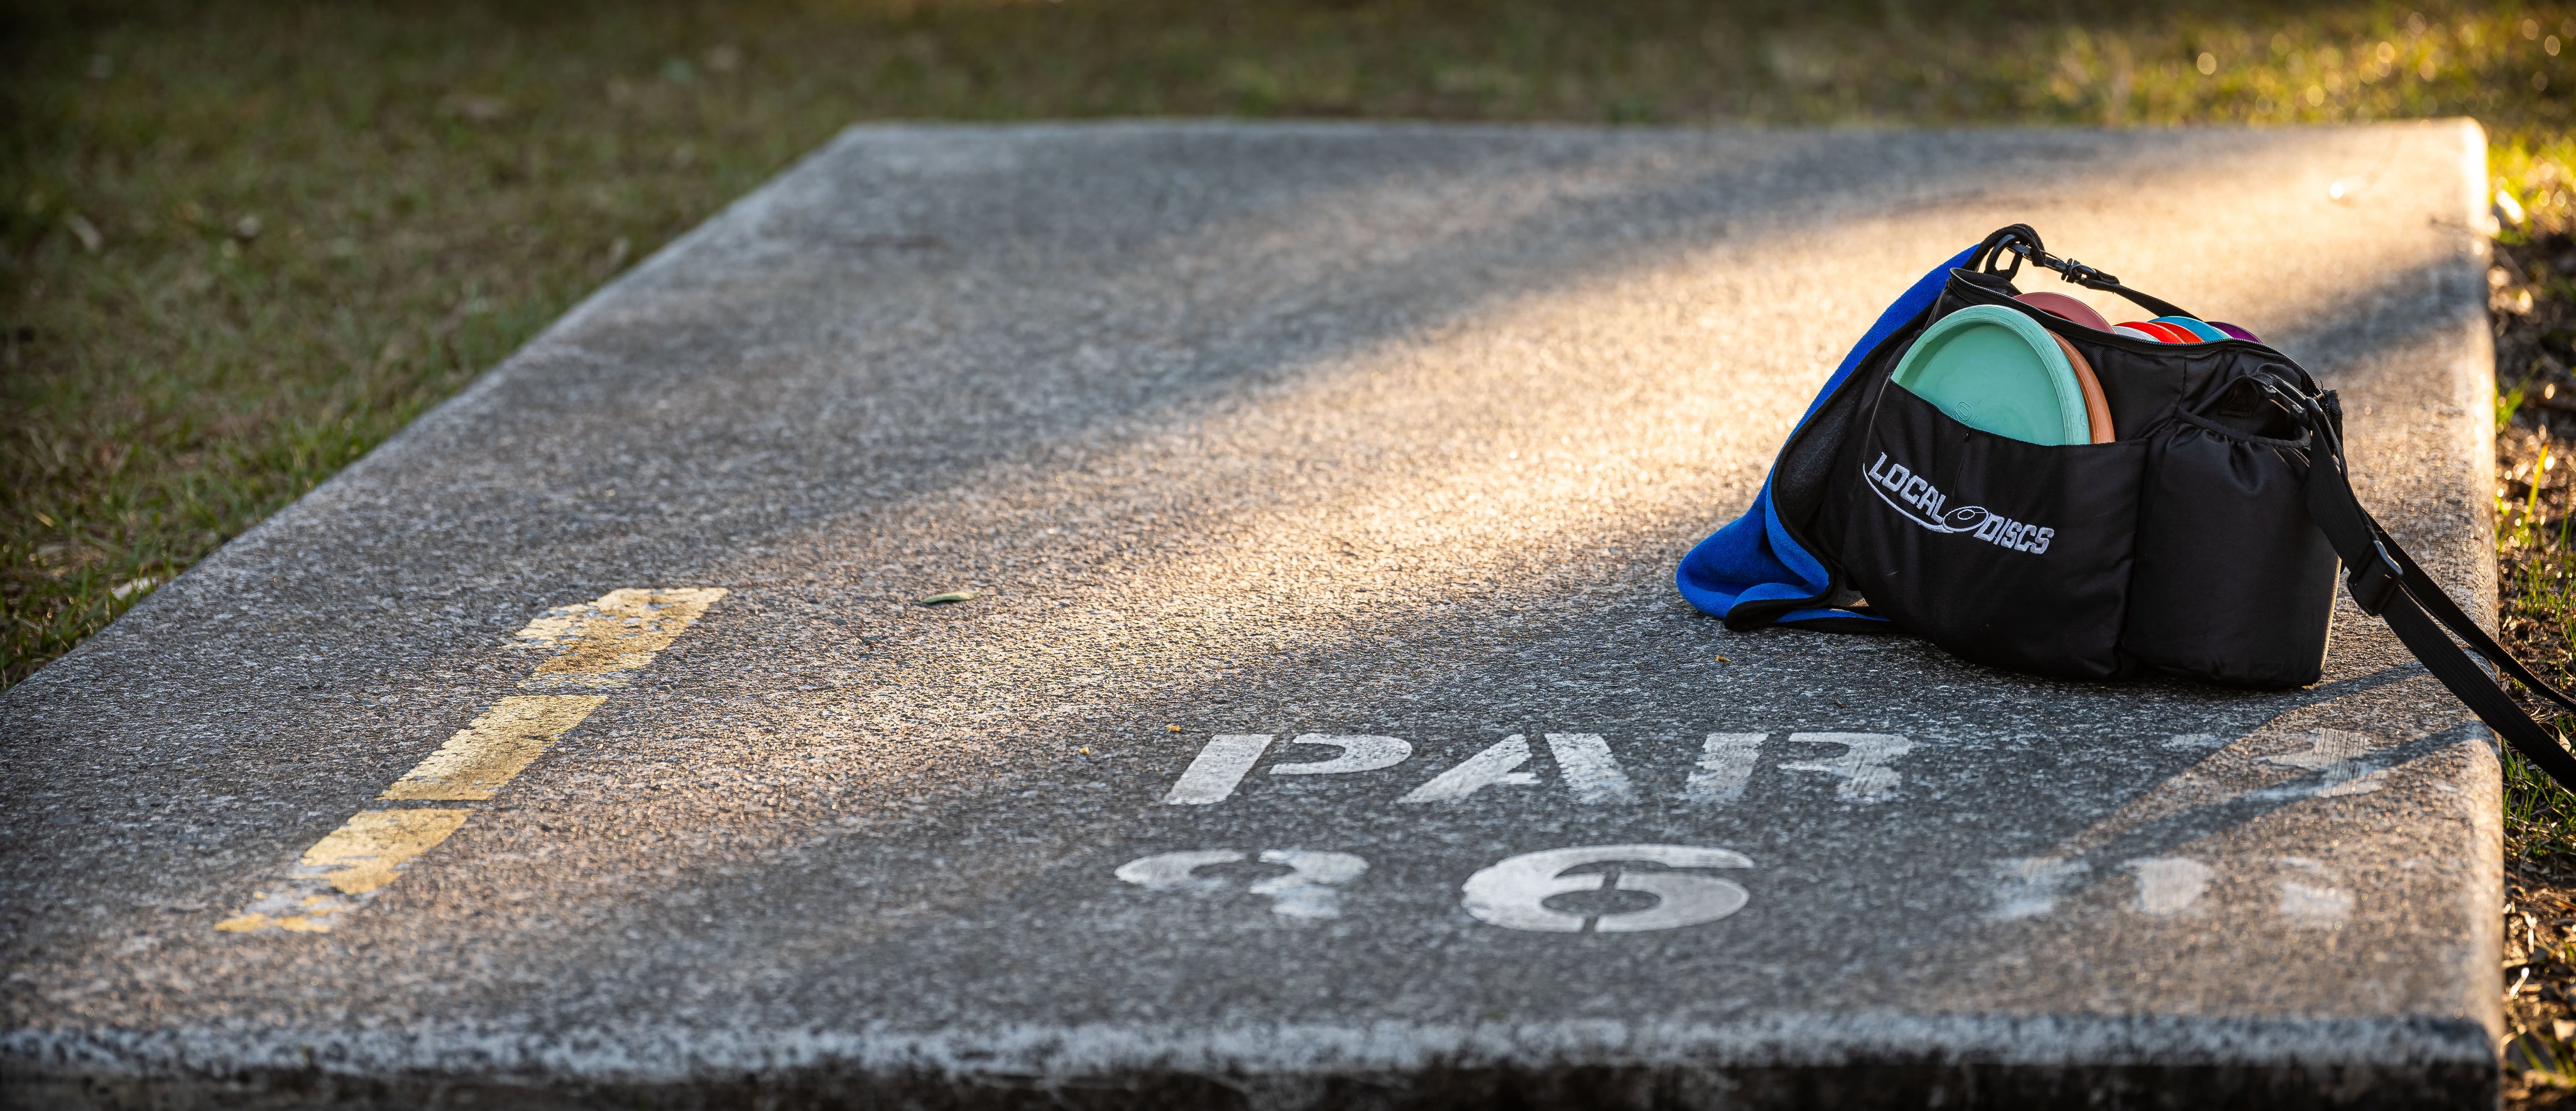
xmin=6 ymin=0 xmax=2569 ymax=688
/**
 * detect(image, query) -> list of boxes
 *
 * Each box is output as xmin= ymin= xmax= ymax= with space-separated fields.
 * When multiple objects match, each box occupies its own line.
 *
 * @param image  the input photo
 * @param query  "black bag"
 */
xmin=1743 ymin=224 xmax=2576 ymax=791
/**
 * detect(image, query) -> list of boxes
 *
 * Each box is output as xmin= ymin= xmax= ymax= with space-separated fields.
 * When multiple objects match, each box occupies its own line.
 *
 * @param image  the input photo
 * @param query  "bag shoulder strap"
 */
xmin=2288 ymin=381 xmax=2576 ymax=790
xmin=1969 ymin=224 xmax=2199 ymax=322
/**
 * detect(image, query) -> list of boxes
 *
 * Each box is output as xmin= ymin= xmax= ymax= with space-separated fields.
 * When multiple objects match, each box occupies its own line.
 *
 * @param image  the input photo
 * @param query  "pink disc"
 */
xmin=2012 ymin=291 xmax=2115 ymax=333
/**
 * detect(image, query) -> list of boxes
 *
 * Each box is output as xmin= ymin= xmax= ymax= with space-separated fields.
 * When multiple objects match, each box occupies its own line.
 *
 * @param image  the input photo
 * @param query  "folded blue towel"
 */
xmin=1674 ymin=243 xmax=1980 ymax=629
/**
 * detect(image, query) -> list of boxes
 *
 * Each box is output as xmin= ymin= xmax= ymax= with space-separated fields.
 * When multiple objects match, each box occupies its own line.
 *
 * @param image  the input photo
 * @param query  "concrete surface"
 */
xmin=0 ymin=121 xmax=2510 ymax=1108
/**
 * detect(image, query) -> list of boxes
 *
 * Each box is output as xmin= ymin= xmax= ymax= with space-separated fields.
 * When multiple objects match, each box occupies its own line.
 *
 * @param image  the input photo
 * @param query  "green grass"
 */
xmin=2497 ymin=246 xmax=2576 ymax=877
xmin=2486 ymin=234 xmax=2576 ymax=1108
xmin=7 ymin=0 xmax=2576 ymax=689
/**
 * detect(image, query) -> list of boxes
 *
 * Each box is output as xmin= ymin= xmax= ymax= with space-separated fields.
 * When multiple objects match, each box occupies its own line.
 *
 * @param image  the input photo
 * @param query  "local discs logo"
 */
xmin=1865 ymin=452 xmax=2055 ymax=555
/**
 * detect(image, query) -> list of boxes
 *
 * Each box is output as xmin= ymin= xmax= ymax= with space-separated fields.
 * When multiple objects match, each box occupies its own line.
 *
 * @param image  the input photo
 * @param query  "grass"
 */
xmin=2480 ymin=222 xmax=2576 ymax=1103
xmin=11 ymin=0 xmax=2576 ymax=1100
xmin=8 ymin=0 xmax=2576 ymax=686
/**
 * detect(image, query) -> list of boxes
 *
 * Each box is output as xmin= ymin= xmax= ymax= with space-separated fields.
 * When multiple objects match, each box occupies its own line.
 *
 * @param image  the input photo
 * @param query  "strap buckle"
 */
xmin=2000 ymin=238 xmax=2120 ymax=288
xmin=2055 ymin=257 xmax=2117 ymax=287
xmin=2346 ymin=539 xmax=2406 ymax=615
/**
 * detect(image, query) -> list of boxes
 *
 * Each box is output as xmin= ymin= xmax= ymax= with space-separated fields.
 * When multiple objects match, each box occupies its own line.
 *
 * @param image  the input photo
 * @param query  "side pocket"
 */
xmin=1840 ymin=383 xmax=2148 ymax=680
xmin=2123 ymin=419 xmax=2339 ymax=688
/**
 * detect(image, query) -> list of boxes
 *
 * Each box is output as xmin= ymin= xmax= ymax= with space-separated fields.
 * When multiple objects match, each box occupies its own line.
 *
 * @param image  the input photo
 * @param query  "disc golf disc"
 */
xmin=2013 ymin=291 xmax=2115 ymax=333
xmin=2152 ymin=316 xmax=2231 ymax=342
xmin=2046 ymin=332 xmax=2116 ymax=443
xmin=1890 ymin=305 xmax=2091 ymax=446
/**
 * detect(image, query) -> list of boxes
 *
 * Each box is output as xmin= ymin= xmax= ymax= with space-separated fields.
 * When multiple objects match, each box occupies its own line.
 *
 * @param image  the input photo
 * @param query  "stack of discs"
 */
xmin=2114 ymin=315 xmax=2261 ymax=344
xmin=1891 ymin=305 xmax=2112 ymax=446
xmin=2006 ymin=290 xmax=2262 ymax=345
xmin=2012 ymin=292 xmax=2112 ymax=333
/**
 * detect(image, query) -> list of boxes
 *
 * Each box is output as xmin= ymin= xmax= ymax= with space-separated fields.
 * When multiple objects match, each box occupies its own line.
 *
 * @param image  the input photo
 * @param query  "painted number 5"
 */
xmin=1461 ymin=844 xmax=1752 ymax=933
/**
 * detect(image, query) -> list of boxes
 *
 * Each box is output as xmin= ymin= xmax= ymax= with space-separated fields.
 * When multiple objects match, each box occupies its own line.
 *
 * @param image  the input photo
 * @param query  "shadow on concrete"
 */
xmin=0 ymin=122 xmax=2501 ymax=1103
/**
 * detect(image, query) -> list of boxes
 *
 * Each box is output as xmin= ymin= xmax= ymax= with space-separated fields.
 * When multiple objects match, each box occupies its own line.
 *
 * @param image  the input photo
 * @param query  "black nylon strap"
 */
xmin=2381 ymin=589 xmax=2576 ymax=788
xmin=2296 ymin=389 xmax=2576 ymax=715
xmin=2377 ymin=516 xmax=2576 ymax=716
xmin=2295 ymin=389 xmax=2576 ymax=790
xmin=1970 ymin=225 xmax=2198 ymax=321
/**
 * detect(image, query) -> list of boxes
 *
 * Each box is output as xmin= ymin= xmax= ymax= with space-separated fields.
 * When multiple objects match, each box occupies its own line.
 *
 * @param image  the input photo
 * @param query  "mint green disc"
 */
xmin=1888 ymin=304 xmax=2089 ymax=446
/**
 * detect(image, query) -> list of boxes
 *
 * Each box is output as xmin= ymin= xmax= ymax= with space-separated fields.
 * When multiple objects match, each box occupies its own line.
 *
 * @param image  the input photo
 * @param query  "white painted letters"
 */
xmin=1684 ymin=733 xmax=1765 ymax=806
xmin=1247 ymin=850 xmax=1368 ymax=920
xmin=1778 ymin=732 xmax=1913 ymax=802
xmin=2127 ymin=857 xmax=2213 ymax=916
xmin=1399 ymin=734 xmax=1539 ymax=803
xmin=1270 ymin=734 xmax=1413 ymax=776
xmin=2258 ymin=729 xmax=2389 ymax=798
xmin=1161 ymin=734 xmax=1274 ymax=805
xmin=1990 ymin=856 xmax=2087 ymax=921
xmin=1542 ymin=734 xmax=1637 ymax=805
xmin=1115 ymin=848 xmax=1367 ymax=920
xmin=1116 ymin=850 xmax=1246 ymax=891
xmin=2274 ymin=857 xmax=2352 ymax=929
xmin=1461 ymin=844 xmax=1752 ymax=933
xmin=1171 ymin=727 xmax=1915 ymax=807
xmin=1401 ymin=734 xmax=1639 ymax=805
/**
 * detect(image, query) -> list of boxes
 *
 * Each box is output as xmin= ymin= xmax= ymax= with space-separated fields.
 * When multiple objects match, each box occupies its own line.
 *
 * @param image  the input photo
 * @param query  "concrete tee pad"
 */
xmin=0 ymin=122 xmax=2509 ymax=1108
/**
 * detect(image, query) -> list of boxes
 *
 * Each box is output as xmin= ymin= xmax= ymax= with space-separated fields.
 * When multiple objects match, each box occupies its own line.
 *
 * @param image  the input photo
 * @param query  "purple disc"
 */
xmin=2207 ymin=321 xmax=2261 ymax=343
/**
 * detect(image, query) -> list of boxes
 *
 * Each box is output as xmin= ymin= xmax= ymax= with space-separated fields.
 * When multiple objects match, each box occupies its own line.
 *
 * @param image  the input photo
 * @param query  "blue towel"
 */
xmin=1674 ymin=243 xmax=1981 ymax=628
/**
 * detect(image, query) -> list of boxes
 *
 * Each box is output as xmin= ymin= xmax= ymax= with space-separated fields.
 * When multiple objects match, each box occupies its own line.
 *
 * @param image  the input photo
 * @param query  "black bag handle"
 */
xmin=1968 ymin=224 xmax=2200 ymax=323
xmin=2279 ymin=377 xmax=2576 ymax=791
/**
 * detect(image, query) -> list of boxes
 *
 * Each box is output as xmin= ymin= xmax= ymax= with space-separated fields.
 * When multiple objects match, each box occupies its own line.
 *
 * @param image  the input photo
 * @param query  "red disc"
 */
xmin=2122 ymin=320 xmax=2197 ymax=343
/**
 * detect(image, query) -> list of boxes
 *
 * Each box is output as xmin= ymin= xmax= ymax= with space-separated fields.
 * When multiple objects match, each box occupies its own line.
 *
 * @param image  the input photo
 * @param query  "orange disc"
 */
xmin=2048 ymin=332 xmax=2116 ymax=443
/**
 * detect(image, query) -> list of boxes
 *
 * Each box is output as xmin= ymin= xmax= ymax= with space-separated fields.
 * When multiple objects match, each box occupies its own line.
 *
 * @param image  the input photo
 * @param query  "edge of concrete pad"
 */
xmin=3 ymin=112 xmax=871 ymax=700
xmin=0 ymin=1012 xmax=2499 ymax=1109
xmin=0 ymin=119 xmax=2512 ymax=1110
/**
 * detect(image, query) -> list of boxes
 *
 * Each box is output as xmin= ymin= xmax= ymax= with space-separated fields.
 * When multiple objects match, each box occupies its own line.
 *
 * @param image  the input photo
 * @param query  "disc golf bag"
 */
xmin=1677 ymin=224 xmax=2576 ymax=791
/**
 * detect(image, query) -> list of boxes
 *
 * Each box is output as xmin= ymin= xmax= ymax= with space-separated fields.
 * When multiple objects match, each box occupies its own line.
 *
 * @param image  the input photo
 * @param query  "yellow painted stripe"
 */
xmin=378 ymin=695 xmax=608 ymax=801
xmin=518 ymin=587 xmax=728 ymax=689
xmin=215 ymin=809 xmax=470 ymax=933
xmin=301 ymin=808 xmax=473 ymax=894
xmin=217 ymin=585 xmax=727 ymax=935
